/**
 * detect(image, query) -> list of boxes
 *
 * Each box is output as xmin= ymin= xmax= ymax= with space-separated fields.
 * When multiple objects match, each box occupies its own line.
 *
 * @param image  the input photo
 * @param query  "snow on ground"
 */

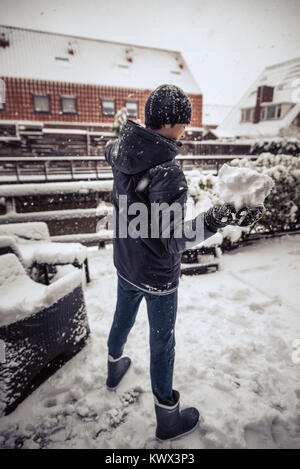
xmin=0 ymin=235 xmax=300 ymax=449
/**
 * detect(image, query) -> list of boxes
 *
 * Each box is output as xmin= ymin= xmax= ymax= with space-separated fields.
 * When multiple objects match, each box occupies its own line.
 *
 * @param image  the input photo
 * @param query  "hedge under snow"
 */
xmin=185 ymin=152 xmax=300 ymax=247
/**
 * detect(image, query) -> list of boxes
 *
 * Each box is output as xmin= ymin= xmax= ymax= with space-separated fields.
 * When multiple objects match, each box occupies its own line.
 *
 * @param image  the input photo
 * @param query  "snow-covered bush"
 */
xmin=112 ymin=108 xmax=143 ymax=136
xmin=250 ymin=138 xmax=300 ymax=156
xmin=229 ymin=153 xmax=300 ymax=233
xmin=112 ymin=107 xmax=128 ymax=136
xmin=185 ymin=152 xmax=300 ymax=249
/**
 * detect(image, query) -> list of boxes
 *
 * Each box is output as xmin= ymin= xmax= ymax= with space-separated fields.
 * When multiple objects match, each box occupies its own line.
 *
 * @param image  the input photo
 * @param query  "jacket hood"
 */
xmin=113 ymin=120 xmax=182 ymax=175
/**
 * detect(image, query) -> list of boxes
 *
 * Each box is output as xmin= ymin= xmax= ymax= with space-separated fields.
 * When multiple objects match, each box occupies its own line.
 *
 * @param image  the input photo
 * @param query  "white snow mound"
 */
xmin=216 ymin=164 xmax=274 ymax=210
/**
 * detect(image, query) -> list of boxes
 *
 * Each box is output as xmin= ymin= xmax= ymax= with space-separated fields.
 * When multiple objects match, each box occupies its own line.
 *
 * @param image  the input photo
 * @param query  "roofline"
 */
xmin=0 ymin=75 xmax=202 ymax=95
xmin=0 ymin=23 xmax=181 ymax=55
xmin=265 ymin=56 xmax=300 ymax=70
xmin=204 ymin=103 xmax=234 ymax=108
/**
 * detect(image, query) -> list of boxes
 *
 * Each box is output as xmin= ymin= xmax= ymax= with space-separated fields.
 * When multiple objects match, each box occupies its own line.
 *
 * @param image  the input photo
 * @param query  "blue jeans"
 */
xmin=107 ymin=274 xmax=178 ymax=406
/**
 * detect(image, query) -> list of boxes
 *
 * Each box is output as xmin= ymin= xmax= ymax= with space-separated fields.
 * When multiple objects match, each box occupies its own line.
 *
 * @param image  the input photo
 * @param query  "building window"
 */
xmin=261 ymin=108 xmax=266 ymax=120
xmin=276 ymin=105 xmax=282 ymax=119
xmin=33 ymin=94 xmax=50 ymax=114
xmin=245 ymin=109 xmax=251 ymax=122
xmin=102 ymin=99 xmax=115 ymax=117
xmin=0 ymin=79 xmax=5 ymax=112
xmin=61 ymin=96 xmax=77 ymax=115
xmin=267 ymin=106 xmax=276 ymax=120
xmin=126 ymin=101 xmax=138 ymax=118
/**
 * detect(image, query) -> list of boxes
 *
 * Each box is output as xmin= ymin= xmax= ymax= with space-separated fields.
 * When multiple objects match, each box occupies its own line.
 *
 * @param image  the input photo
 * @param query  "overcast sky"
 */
xmin=1 ymin=0 xmax=300 ymax=106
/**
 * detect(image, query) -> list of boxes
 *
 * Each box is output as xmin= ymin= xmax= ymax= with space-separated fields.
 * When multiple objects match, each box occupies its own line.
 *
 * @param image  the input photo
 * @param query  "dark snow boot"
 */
xmin=154 ymin=390 xmax=199 ymax=441
xmin=106 ymin=355 xmax=131 ymax=390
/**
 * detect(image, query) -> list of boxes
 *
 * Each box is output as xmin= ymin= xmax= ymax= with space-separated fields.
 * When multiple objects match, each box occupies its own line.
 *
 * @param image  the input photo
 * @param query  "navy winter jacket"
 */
xmin=105 ymin=120 xmax=216 ymax=294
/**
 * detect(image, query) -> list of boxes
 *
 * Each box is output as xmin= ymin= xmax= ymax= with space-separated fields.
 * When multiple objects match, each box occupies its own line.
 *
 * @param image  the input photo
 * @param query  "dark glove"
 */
xmin=204 ymin=203 xmax=237 ymax=232
xmin=235 ymin=205 xmax=265 ymax=227
xmin=204 ymin=204 xmax=265 ymax=232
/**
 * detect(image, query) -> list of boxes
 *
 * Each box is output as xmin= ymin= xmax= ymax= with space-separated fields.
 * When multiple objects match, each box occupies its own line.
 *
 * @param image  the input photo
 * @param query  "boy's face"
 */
xmin=156 ymin=124 xmax=187 ymax=141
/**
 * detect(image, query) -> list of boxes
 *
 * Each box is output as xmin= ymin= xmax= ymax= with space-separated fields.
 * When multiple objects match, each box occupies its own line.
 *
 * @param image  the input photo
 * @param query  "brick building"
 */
xmin=0 ymin=25 xmax=203 ymax=155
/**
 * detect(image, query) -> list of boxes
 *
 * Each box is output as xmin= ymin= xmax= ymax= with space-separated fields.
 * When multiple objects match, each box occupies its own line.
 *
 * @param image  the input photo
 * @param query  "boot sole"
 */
xmin=156 ymin=419 xmax=200 ymax=443
xmin=106 ymin=361 xmax=132 ymax=391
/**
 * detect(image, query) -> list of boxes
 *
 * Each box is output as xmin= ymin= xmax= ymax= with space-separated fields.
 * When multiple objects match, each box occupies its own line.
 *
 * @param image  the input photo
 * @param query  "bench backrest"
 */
xmin=0 ymin=235 xmax=21 ymax=257
xmin=0 ymin=222 xmax=50 ymax=242
xmin=0 ymin=253 xmax=27 ymax=288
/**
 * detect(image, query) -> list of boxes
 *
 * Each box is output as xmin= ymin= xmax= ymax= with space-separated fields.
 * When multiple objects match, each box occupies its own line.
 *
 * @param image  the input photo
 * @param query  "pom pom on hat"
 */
xmin=145 ymin=84 xmax=192 ymax=127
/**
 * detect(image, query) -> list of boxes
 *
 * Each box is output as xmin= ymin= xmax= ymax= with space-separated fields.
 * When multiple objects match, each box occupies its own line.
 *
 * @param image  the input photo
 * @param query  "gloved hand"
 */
xmin=235 ymin=205 xmax=265 ymax=227
xmin=204 ymin=203 xmax=265 ymax=232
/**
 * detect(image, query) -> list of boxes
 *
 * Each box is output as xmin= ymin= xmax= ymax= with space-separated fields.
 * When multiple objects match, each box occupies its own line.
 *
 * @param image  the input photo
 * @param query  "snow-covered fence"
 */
xmin=0 ymin=156 xmax=112 ymax=184
xmin=0 ymin=180 xmax=113 ymax=245
xmin=180 ymin=140 xmax=252 ymax=157
xmin=176 ymin=154 xmax=257 ymax=174
xmin=0 ymin=154 xmax=256 ymax=184
xmin=0 ymin=127 xmax=114 ymax=157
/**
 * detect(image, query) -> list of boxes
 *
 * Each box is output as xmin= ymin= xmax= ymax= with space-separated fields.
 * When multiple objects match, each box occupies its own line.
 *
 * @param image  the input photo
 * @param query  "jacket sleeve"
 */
xmin=146 ymin=163 xmax=217 ymax=254
xmin=105 ymin=139 xmax=119 ymax=167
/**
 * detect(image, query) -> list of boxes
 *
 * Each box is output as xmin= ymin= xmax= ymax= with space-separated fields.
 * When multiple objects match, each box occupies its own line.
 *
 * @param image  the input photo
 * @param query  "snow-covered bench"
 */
xmin=181 ymin=232 xmax=223 ymax=276
xmin=0 ymin=222 xmax=90 ymax=284
xmin=0 ymin=254 xmax=90 ymax=416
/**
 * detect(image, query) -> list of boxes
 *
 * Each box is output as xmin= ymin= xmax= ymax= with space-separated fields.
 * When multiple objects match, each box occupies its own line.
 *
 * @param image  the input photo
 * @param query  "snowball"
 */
xmin=216 ymin=164 xmax=275 ymax=210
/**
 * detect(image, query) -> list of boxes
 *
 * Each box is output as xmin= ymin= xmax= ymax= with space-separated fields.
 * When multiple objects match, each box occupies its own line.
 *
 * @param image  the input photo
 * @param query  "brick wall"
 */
xmin=0 ymin=77 xmax=202 ymax=128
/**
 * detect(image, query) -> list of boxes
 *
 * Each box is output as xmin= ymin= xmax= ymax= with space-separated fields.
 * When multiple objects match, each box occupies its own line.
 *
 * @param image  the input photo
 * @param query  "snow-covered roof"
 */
xmin=0 ymin=25 xmax=201 ymax=94
xmin=216 ymin=57 xmax=300 ymax=138
xmin=202 ymin=104 xmax=233 ymax=126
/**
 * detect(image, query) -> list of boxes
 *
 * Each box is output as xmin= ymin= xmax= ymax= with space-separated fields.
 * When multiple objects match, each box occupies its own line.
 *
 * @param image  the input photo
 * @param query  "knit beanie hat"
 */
xmin=144 ymin=84 xmax=192 ymax=127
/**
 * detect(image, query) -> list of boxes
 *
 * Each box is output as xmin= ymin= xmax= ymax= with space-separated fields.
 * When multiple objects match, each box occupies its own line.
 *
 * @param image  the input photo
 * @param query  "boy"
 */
xmin=104 ymin=84 xmax=263 ymax=441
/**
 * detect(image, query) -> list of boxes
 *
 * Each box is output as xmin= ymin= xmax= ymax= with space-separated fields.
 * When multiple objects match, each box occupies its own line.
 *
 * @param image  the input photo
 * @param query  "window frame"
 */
xmin=61 ymin=96 xmax=78 ymax=115
xmin=0 ymin=79 xmax=5 ymax=112
xmin=266 ymin=105 xmax=276 ymax=120
xmin=276 ymin=105 xmax=282 ymax=119
xmin=245 ymin=108 xmax=251 ymax=122
xmin=260 ymin=107 xmax=266 ymax=120
xmin=101 ymin=99 xmax=116 ymax=117
xmin=33 ymin=94 xmax=51 ymax=114
xmin=125 ymin=100 xmax=138 ymax=118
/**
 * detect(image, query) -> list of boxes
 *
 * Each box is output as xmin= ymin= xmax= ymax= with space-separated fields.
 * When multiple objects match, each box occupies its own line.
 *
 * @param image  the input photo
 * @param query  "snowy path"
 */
xmin=0 ymin=235 xmax=300 ymax=449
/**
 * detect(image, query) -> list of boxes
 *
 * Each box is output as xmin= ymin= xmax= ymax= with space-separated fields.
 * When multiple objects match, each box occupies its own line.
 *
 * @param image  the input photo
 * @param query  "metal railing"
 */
xmin=0 ymin=156 xmax=111 ymax=184
xmin=0 ymin=154 xmax=256 ymax=184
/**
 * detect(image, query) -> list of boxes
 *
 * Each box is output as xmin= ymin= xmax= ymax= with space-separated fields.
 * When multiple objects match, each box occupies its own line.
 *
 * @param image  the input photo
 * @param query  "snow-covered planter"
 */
xmin=0 ymin=254 xmax=90 ymax=416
